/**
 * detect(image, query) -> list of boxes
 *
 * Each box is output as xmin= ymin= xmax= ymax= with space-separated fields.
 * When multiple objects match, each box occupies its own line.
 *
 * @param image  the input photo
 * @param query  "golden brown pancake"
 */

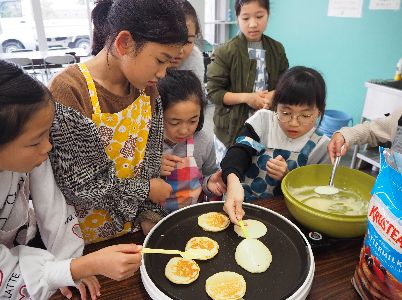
xmin=165 ymin=257 xmax=200 ymax=284
xmin=185 ymin=237 xmax=219 ymax=260
xmin=205 ymin=271 xmax=246 ymax=300
xmin=198 ymin=212 xmax=230 ymax=232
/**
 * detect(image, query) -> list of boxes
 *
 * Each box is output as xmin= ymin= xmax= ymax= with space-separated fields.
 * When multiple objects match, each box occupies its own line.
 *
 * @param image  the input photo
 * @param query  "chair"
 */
xmin=44 ymin=54 xmax=76 ymax=81
xmin=5 ymin=57 xmax=45 ymax=82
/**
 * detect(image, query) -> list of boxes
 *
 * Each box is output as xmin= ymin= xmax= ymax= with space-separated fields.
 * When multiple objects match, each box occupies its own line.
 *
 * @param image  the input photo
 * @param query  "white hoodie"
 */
xmin=0 ymin=159 xmax=83 ymax=300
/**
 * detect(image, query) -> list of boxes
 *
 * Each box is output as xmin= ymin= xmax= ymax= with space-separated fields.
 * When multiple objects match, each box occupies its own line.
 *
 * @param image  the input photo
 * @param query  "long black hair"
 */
xmin=235 ymin=0 xmax=270 ymax=16
xmin=0 ymin=60 xmax=53 ymax=147
xmin=91 ymin=0 xmax=188 ymax=56
xmin=158 ymin=69 xmax=204 ymax=132
xmin=272 ymin=66 xmax=326 ymax=118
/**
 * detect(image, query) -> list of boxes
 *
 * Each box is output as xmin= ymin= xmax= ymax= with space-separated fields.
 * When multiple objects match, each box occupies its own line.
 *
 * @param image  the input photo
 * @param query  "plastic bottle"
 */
xmin=394 ymin=58 xmax=402 ymax=81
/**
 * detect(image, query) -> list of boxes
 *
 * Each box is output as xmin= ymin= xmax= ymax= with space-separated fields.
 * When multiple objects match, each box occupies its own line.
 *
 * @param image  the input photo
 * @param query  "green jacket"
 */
xmin=206 ymin=33 xmax=288 ymax=147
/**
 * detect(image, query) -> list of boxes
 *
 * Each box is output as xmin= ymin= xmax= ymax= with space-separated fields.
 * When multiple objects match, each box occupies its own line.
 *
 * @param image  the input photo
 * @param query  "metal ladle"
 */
xmin=314 ymin=146 xmax=344 ymax=195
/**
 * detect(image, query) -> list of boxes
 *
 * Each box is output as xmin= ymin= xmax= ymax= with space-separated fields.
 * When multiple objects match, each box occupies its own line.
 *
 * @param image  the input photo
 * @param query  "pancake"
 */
xmin=205 ymin=271 xmax=246 ymax=300
xmin=235 ymin=239 xmax=272 ymax=273
xmin=185 ymin=237 xmax=219 ymax=260
xmin=198 ymin=212 xmax=230 ymax=232
xmin=234 ymin=219 xmax=267 ymax=239
xmin=165 ymin=257 xmax=200 ymax=284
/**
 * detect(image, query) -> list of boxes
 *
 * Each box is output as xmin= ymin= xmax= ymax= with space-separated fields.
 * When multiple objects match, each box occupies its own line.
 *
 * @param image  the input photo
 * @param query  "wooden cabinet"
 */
xmin=351 ymin=81 xmax=402 ymax=169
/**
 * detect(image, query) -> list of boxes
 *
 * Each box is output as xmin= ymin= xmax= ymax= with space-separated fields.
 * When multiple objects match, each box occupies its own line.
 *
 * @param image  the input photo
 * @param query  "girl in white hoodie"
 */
xmin=0 ymin=60 xmax=142 ymax=300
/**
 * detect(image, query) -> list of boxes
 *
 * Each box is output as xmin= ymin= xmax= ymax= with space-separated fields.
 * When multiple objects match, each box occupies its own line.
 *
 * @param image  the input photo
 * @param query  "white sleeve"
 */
xmin=0 ymin=244 xmax=75 ymax=300
xmin=30 ymin=159 xmax=84 ymax=260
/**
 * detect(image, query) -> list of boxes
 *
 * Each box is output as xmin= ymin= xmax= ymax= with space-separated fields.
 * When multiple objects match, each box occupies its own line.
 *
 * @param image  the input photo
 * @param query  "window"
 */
xmin=40 ymin=0 xmax=92 ymax=52
xmin=0 ymin=1 xmax=22 ymax=18
xmin=0 ymin=0 xmax=93 ymax=53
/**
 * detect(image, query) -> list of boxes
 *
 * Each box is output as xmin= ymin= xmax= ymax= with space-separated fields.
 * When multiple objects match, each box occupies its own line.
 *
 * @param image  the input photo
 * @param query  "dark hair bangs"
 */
xmin=158 ymin=69 xmax=204 ymax=132
xmin=275 ymin=79 xmax=320 ymax=108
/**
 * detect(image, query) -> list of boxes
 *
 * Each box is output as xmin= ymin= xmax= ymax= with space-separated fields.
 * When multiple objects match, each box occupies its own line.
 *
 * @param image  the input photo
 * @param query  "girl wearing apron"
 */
xmin=76 ymin=63 xmax=151 ymax=243
xmin=221 ymin=66 xmax=330 ymax=223
xmin=48 ymin=0 xmax=188 ymax=243
xmin=158 ymin=70 xmax=226 ymax=213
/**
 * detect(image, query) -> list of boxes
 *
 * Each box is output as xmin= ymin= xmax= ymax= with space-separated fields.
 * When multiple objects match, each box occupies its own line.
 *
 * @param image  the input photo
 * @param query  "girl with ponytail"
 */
xmin=48 ymin=0 xmax=188 ymax=243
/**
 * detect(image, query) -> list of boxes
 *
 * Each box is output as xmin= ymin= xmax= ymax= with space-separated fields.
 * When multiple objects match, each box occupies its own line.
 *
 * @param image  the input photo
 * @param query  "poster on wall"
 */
xmin=328 ymin=0 xmax=363 ymax=17
xmin=369 ymin=0 xmax=400 ymax=10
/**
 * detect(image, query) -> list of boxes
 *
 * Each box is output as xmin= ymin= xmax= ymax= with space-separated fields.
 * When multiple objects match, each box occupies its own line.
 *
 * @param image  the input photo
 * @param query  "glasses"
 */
xmin=275 ymin=111 xmax=317 ymax=125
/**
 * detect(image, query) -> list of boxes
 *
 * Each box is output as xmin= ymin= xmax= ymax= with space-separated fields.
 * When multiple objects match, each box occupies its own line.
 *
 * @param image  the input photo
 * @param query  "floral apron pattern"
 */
xmin=161 ymin=137 xmax=203 ymax=213
xmin=76 ymin=63 xmax=151 ymax=243
xmin=238 ymin=131 xmax=323 ymax=201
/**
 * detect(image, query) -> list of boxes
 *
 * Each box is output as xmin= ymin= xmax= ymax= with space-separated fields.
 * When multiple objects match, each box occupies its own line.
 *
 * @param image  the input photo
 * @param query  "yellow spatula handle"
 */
xmin=141 ymin=248 xmax=182 ymax=255
xmin=238 ymin=220 xmax=249 ymax=238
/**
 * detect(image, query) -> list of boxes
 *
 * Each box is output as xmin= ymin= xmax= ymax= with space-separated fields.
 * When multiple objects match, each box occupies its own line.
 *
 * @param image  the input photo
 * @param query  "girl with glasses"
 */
xmin=220 ymin=66 xmax=330 ymax=224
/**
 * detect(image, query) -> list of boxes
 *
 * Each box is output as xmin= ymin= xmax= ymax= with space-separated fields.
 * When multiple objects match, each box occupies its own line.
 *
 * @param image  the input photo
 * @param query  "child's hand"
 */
xmin=245 ymin=92 xmax=271 ymax=110
xmin=59 ymin=287 xmax=72 ymax=299
xmin=70 ymin=245 xmax=143 ymax=287
xmin=161 ymin=154 xmax=183 ymax=176
xmin=266 ymin=155 xmax=288 ymax=181
xmin=90 ymin=244 xmax=142 ymax=281
xmin=207 ymin=170 xmax=227 ymax=196
xmin=223 ymin=173 xmax=245 ymax=224
xmin=327 ymin=132 xmax=349 ymax=163
xmin=149 ymin=178 xmax=173 ymax=203
xmin=261 ymin=90 xmax=274 ymax=109
xmin=60 ymin=277 xmax=101 ymax=300
xmin=77 ymin=276 xmax=101 ymax=300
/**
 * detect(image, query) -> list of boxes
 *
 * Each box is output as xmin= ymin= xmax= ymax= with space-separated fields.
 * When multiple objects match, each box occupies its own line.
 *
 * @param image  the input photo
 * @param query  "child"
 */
xmin=169 ymin=1 xmax=205 ymax=86
xmin=48 ymin=0 xmax=188 ymax=244
xmin=157 ymin=69 xmax=226 ymax=213
xmin=0 ymin=60 xmax=143 ymax=300
xmin=221 ymin=66 xmax=330 ymax=223
xmin=328 ymin=107 xmax=402 ymax=163
xmin=207 ymin=0 xmax=289 ymax=163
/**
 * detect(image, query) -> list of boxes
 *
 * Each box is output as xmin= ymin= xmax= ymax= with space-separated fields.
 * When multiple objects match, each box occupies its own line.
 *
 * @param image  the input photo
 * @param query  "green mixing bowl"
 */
xmin=281 ymin=164 xmax=375 ymax=238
